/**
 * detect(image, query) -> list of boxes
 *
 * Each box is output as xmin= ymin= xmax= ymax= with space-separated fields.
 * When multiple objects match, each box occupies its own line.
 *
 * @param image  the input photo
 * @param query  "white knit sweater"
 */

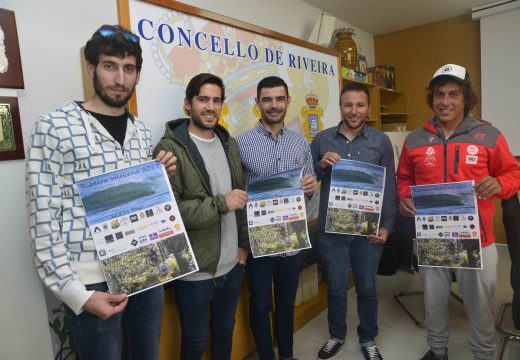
xmin=25 ymin=101 xmax=152 ymax=314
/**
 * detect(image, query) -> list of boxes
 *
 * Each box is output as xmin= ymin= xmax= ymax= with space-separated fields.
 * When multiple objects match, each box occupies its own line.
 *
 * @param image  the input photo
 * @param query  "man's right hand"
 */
xmin=319 ymin=151 xmax=342 ymax=169
xmin=82 ymin=291 xmax=128 ymax=320
xmin=399 ymin=197 xmax=416 ymax=217
xmin=225 ymin=189 xmax=248 ymax=211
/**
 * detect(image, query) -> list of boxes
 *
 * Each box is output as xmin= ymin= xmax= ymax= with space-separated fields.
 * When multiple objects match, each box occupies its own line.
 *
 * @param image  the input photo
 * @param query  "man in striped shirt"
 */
xmin=236 ymin=76 xmax=318 ymax=360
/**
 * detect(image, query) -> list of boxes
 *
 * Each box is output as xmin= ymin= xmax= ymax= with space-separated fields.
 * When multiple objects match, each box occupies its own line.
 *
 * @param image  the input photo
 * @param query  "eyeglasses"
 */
xmin=98 ymin=28 xmax=140 ymax=43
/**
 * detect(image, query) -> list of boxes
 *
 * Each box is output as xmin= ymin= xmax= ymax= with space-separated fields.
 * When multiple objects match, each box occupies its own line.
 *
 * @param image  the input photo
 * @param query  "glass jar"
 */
xmin=335 ymin=28 xmax=358 ymax=70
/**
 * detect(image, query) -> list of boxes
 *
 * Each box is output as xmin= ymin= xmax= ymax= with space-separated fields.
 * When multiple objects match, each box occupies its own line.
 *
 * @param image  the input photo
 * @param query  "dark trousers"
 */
xmin=318 ymin=232 xmax=383 ymax=343
xmin=247 ymin=252 xmax=303 ymax=360
xmin=66 ymin=282 xmax=164 ymax=360
xmin=175 ymin=263 xmax=245 ymax=360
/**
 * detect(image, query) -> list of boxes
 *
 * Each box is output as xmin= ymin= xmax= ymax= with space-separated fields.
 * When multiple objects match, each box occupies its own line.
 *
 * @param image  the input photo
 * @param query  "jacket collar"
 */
xmin=424 ymin=115 xmax=490 ymax=138
xmin=167 ymin=118 xmax=230 ymax=147
xmin=166 ymin=118 xmax=231 ymax=191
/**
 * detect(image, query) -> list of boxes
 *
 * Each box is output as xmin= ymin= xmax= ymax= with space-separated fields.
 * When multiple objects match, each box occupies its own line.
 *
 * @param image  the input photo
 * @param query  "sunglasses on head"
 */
xmin=98 ymin=28 xmax=140 ymax=43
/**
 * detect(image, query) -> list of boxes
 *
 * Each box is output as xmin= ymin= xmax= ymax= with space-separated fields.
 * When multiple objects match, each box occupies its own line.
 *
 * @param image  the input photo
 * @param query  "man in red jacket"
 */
xmin=397 ymin=64 xmax=520 ymax=360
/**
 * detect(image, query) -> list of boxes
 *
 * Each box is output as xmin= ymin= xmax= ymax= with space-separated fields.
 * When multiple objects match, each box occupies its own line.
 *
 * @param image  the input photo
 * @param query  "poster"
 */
xmin=325 ymin=159 xmax=385 ymax=236
xmin=123 ymin=0 xmax=340 ymax=143
xmin=76 ymin=161 xmax=198 ymax=295
xmin=411 ymin=181 xmax=482 ymax=269
xmin=246 ymin=167 xmax=311 ymax=257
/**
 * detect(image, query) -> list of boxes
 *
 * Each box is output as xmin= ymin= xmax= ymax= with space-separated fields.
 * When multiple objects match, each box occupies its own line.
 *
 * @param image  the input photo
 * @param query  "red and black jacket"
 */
xmin=397 ymin=115 xmax=520 ymax=247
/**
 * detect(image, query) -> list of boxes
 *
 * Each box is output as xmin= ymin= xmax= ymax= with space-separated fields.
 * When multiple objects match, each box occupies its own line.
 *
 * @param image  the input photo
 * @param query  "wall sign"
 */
xmin=117 ymin=0 xmax=341 ymax=141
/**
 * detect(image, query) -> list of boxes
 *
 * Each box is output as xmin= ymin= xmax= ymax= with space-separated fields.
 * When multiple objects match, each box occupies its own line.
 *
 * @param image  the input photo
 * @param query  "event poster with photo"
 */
xmin=411 ymin=181 xmax=482 ymax=269
xmin=246 ymin=167 xmax=311 ymax=258
xmin=325 ymin=159 xmax=386 ymax=236
xmin=76 ymin=161 xmax=198 ymax=295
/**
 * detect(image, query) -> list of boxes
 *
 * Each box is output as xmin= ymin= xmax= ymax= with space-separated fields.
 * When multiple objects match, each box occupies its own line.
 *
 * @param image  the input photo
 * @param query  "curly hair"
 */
xmin=427 ymin=76 xmax=478 ymax=117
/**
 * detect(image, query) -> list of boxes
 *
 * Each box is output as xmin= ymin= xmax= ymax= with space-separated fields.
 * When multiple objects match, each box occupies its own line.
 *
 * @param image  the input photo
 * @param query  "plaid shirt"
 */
xmin=236 ymin=120 xmax=315 ymax=183
xmin=236 ymin=120 xmax=316 ymax=257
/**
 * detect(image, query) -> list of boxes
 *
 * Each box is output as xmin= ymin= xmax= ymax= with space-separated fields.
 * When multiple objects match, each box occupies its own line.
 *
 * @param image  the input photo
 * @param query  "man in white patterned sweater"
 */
xmin=25 ymin=25 xmax=176 ymax=360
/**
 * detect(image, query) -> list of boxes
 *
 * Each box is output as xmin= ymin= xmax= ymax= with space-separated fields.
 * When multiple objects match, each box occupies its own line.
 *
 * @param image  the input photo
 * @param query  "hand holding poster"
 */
xmin=411 ymin=181 xmax=482 ymax=269
xmin=76 ymin=161 xmax=198 ymax=295
xmin=325 ymin=159 xmax=386 ymax=236
xmin=246 ymin=167 xmax=311 ymax=257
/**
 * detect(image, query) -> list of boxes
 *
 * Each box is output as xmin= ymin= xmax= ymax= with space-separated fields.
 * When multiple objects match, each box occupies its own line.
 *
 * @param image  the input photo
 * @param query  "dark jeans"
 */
xmin=247 ymin=252 xmax=302 ymax=360
xmin=65 ymin=282 xmax=164 ymax=360
xmin=174 ymin=263 xmax=245 ymax=360
xmin=318 ymin=232 xmax=383 ymax=344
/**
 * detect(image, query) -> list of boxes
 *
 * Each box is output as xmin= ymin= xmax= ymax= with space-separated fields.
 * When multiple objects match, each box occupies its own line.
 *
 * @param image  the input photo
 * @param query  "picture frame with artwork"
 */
xmin=0 ymin=96 xmax=24 ymax=160
xmin=0 ymin=8 xmax=24 ymax=89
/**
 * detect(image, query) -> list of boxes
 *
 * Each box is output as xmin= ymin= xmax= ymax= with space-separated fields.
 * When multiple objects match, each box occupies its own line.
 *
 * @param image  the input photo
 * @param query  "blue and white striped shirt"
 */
xmin=236 ymin=120 xmax=316 ymax=257
xmin=236 ymin=121 xmax=315 ymax=183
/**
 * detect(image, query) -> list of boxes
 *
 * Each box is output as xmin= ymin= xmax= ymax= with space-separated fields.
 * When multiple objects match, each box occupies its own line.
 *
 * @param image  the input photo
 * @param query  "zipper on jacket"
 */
xmin=453 ymin=145 xmax=460 ymax=174
xmin=443 ymin=139 xmax=448 ymax=182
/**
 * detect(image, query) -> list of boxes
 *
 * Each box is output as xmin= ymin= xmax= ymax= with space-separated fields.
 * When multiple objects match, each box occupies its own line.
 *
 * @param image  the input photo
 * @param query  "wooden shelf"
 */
xmin=379 ymin=87 xmax=402 ymax=94
xmin=341 ymin=77 xmax=376 ymax=87
xmin=381 ymin=112 xmax=410 ymax=118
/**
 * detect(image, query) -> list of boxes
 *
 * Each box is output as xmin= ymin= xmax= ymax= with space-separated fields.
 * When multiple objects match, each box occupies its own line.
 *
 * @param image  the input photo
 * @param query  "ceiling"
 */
xmin=301 ymin=0 xmax=500 ymax=34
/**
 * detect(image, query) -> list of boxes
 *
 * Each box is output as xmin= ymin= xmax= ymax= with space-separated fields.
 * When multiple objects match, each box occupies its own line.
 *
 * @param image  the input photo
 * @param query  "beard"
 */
xmin=190 ymin=111 xmax=218 ymax=131
xmin=261 ymin=108 xmax=286 ymax=125
xmin=93 ymin=72 xmax=135 ymax=108
xmin=342 ymin=116 xmax=365 ymax=130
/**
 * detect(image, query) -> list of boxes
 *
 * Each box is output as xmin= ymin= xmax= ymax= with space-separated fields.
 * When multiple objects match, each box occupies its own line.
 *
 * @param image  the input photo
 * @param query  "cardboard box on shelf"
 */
xmin=381 ymin=122 xmax=406 ymax=132
xmin=341 ymin=66 xmax=367 ymax=83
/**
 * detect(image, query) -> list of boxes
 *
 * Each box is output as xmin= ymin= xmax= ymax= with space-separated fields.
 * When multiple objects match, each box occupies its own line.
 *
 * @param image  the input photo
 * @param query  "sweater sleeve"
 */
xmin=489 ymin=132 xmax=520 ymax=199
xmin=26 ymin=117 xmax=93 ymax=314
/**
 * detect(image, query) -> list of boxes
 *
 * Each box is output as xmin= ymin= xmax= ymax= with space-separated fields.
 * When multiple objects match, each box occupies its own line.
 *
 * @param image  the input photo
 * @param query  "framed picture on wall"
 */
xmin=0 ymin=8 xmax=24 ymax=89
xmin=0 ymin=96 xmax=24 ymax=160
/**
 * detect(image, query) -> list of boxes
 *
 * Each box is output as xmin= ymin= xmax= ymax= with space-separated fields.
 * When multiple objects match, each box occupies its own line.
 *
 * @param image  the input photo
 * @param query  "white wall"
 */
xmin=0 ymin=1 xmax=118 ymax=359
xmin=0 ymin=1 xmax=373 ymax=358
xmin=177 ymin=0 xmax=375 ymax=66
xmin=480 ymin=6 xmax=520 ymax=155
